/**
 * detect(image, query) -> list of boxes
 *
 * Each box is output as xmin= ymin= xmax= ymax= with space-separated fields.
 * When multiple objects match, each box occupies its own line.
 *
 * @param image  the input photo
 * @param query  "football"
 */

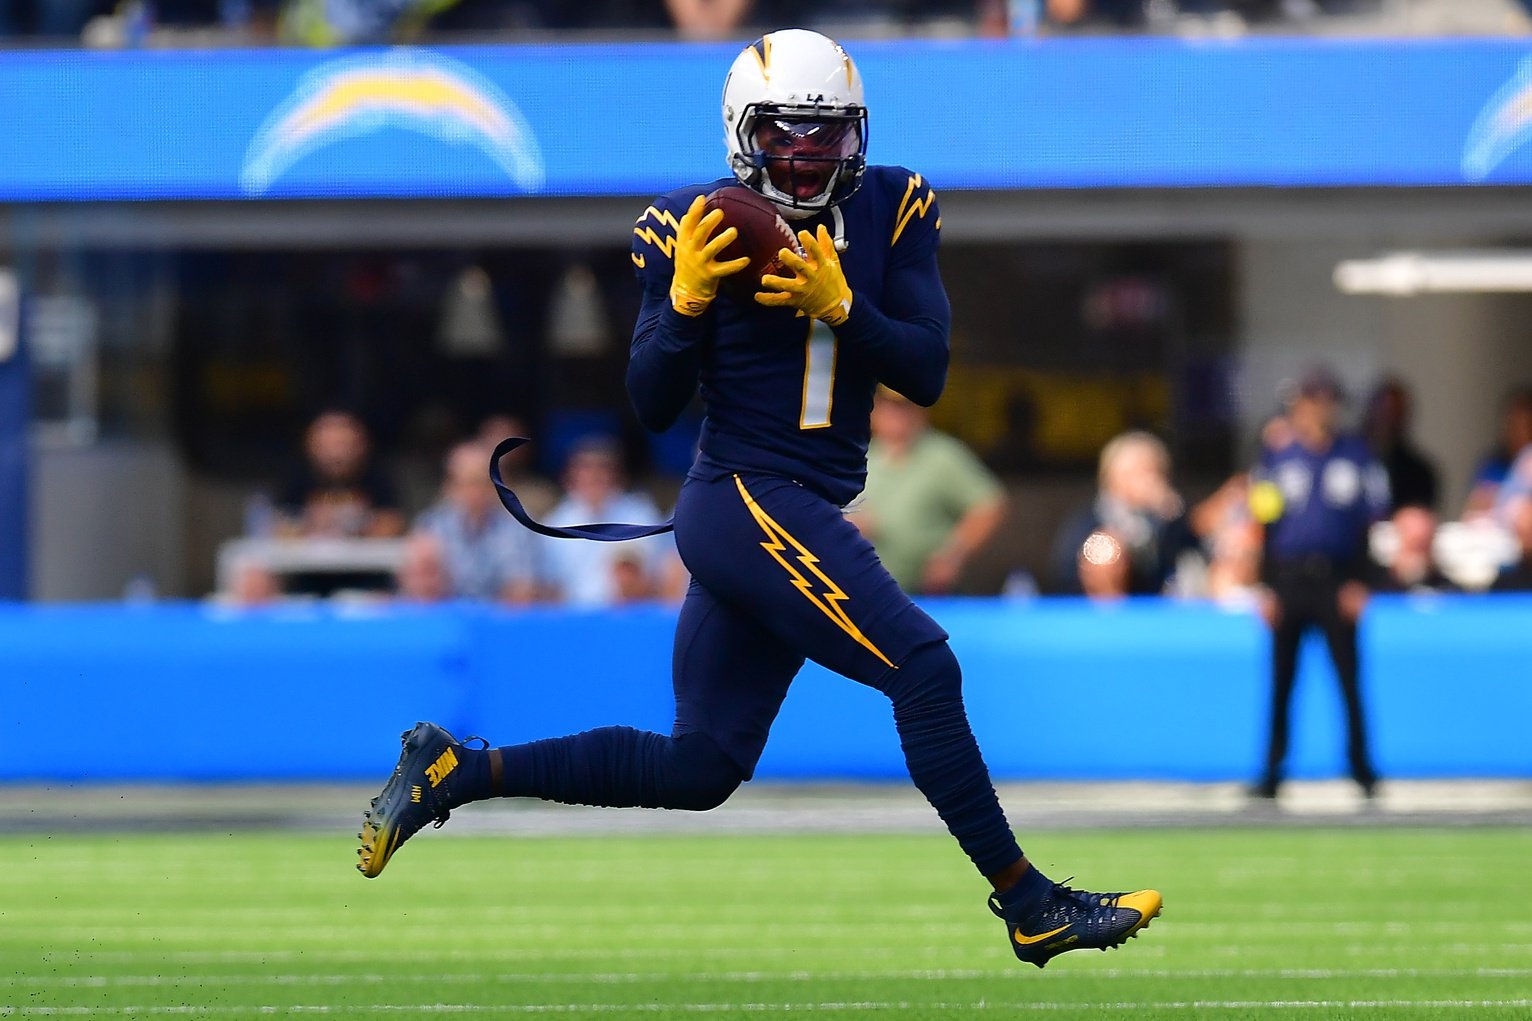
xmin=703 ymin=185 xmax=803 ymax=297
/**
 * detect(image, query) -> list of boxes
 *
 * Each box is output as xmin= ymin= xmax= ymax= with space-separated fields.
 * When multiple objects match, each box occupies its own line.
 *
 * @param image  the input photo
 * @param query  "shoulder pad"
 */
xmin=631 ymin=197 xmax=685 ymax=272
xmin=631 ymin=183 xmax=726 ymax=273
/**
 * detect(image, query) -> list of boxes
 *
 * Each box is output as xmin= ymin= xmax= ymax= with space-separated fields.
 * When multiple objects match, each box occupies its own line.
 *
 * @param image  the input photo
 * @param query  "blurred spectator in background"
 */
xmin=150 ymin=0 xmax=277 ymax=29
xmin=981 ymin=0 xmax=1242 ymax=33
xmin=1186 ymin=472 xmax=1263 ymax=605
xmin=7 ymin=0 xmax=1527 ymax=41
xmin=540 ymin=436 xmax=680 ymax=607
xmin=276 ymin=410 xmax=405 ymax=539
xmin=413 ymin=439 xmax=541 ymax=604
xmin=0 ymin=0 xmax=110 ymax=37
xmin=278 ymin=0 xmax=447 ymax=45
xmin=1364 ymin=376 xmax=1438 ymax=512
xmin=1491 ymin=441 xmax=1532 ymax=524
xmin=222 ymin=552 xmax=284 ymax=608
xmin=394 ymin=532 xmax=452 ymax=604
xmin=1367 ymin=506 xmax=1453 ymax=595
xmin=849 ymin=387 xmax=1007 ymax=595
xmin=480 ymin=413 xmax=559 ymax=519
xmin=1260 ymin=410 xmax=1295 ymax=454
xmin=610 ymin=547 xmax=663 ymax=602
xmin=276 ymin=0 xmax=725 ymax=43
xmin=1049 ymin=431 xmax=1191 ymax=599
xmin=1464 ymin=386 xmax=1532 ymax=518
xmin=665 ymin=0 xmax=752 ymax=39
xmin=1249 ymin=367 xmax=1388 ymax=800
xmin=1490 ymin=498 xmax=1532 ymax=592
xmin=1035 ymin=0 xmax=1153 ymax=29
xmin=1204 ymin=517 xmax=1264 ymax=605
xmin=70 ymin=0 xmax=283 ymax=45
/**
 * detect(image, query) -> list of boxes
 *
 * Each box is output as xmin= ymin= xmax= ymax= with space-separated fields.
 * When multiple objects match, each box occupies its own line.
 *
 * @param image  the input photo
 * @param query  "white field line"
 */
xmin=5 ymin=967 xmax=1532 ymax=988
xmin=4 ymin=1000 xmax=1532 ymax=1015
xmin=11 ymin=949 xmax=1006 ymax=965
xmin=0 ymin=906 xmax=961 ymax=922
xmin=10 ymin=920 xmax=1529 ymax=940
xmin=27 ymin=943 xmax=1532 ymax=965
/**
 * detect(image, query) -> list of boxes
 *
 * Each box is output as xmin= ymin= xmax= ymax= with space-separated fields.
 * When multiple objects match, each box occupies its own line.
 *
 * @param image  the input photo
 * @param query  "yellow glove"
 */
xmin=756 ymin=224 xmax=853 ymax=326
xmin=669 ymin=195 xmax=750 ymax=317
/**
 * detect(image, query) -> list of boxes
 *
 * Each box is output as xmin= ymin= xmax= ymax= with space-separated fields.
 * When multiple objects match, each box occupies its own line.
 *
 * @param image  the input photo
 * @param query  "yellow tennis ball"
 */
xmin=1249 ymin=480 xmax=1284 ymax=524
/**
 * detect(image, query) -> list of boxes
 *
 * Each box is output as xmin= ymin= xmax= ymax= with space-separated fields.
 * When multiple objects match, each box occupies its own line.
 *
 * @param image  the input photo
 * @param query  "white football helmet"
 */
xmin=722 ymin=29 xmax=868 ymax=219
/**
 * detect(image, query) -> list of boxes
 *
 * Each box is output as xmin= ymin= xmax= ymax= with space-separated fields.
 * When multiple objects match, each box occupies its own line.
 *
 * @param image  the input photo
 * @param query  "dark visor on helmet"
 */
xmin=753 ymin=117 xmax=861 ymax=162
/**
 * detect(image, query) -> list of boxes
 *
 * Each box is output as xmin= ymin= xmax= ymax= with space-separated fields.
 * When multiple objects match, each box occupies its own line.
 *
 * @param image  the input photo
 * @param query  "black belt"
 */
xmin=1271 ymin=554 xmax=1343 ymax=579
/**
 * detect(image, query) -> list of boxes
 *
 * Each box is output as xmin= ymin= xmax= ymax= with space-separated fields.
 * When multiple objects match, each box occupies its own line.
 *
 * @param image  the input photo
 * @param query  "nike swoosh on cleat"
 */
xmin=1013 ymin=924 xmax=1071 ymax=946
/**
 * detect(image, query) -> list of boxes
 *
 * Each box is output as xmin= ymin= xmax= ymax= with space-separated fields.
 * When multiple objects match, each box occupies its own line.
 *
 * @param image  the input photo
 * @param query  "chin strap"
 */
xmin=775 ymin=197 xmax=848 ymax=252
xmin=830 ymin=205 xmax=848 ymax=252
xmin=488 ymin=437 xmax=675 ymax=541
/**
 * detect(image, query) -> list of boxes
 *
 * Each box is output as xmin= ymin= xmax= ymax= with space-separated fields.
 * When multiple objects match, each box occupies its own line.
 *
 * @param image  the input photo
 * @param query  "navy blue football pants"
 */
xmin=499 ymin=471 xmax=1023 ymax=877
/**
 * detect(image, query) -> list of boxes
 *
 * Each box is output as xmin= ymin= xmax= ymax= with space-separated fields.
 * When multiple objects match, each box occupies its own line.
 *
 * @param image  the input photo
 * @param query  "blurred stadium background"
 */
xmin=3 ymin=2 xmax=1532 ymax=1017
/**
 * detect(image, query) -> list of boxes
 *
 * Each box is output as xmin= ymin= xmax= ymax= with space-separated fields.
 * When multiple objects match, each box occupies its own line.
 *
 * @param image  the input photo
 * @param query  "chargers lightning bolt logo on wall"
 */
xmin=1462 ymin=56 xmax=1532 ymax=182
xmin=241 ymin=48 xmax=545 ymax=196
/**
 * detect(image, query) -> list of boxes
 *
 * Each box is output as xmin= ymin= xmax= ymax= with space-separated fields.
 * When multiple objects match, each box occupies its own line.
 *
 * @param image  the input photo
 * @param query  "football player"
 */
xmin=357 ymin=28 xmax=1161 ymax=968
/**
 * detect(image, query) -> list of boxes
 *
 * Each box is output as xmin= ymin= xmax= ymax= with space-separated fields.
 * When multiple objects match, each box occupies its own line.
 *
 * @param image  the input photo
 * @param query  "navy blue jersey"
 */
xmin=627 ymin=166 xmax=951 ymax=507
xmin=1255 ymin=434 xmax=1390 ymax=571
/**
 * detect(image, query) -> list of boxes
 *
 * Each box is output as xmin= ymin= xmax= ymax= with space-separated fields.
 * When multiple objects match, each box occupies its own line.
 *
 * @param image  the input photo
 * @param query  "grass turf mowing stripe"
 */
xmin=8 ymin=967 xmax=1532 ymax=987
xmin=7 ymin=1001 xmax=1532 ymax=1014
xmin=3 ymin=828 xmax=1530 ymax=1021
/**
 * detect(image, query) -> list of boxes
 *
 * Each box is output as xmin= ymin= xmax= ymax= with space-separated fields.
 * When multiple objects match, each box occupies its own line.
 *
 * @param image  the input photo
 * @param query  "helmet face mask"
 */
xmin=722 ymin=30 xmax=869 ymax=218
xmin=734 ymin=105 xmax=867 ymax=213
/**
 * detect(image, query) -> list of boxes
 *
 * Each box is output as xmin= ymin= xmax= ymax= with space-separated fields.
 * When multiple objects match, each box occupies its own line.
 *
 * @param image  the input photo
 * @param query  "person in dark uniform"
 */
xmin=1363 ymin=376 xmax=1438 ymax=512
xmin=1249 ymin=368 xmax=1390 ymax=800
xmin=355 ymin=29 xmax=1161 ymax=968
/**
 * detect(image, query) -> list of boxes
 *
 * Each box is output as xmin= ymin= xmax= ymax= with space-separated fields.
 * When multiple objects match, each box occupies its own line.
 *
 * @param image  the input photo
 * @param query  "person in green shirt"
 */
xmin=850 ymin=387 xmax=1008 ymax=593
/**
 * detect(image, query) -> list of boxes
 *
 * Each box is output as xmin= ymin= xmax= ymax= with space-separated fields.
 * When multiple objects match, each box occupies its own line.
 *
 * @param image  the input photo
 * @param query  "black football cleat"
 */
xmin=990 ymin=880 xmax=1162 ymax=968
xmin=357 ymin=722 xmax=483 ymax=879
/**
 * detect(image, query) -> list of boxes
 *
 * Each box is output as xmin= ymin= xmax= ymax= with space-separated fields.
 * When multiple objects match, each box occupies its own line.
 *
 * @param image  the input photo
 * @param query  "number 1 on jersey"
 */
xmin=799 ymin=321 xmax=837 ymax=430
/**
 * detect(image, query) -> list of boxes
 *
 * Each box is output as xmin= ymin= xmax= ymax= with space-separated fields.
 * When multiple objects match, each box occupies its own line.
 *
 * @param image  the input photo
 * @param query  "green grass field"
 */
xmin=2 ymin=827 xmax=1529 ymax=1019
